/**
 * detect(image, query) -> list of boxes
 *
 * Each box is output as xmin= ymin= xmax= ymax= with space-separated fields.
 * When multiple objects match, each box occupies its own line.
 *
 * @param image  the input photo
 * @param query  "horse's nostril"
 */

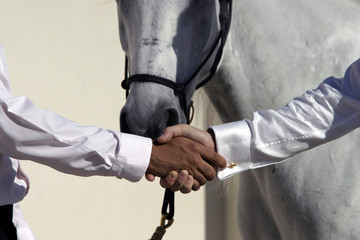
xmin=120 ymin=112 xmax=131 ymax=134
xmin=120 ymin=94 xmax=183 ymax=138
xmin=144 ymin=128 xmax=163 ymax=139
xmin=120 ymin=110 xmax=163 ymax=138
xmin=166 ymin=108 xmax=181 ymax=127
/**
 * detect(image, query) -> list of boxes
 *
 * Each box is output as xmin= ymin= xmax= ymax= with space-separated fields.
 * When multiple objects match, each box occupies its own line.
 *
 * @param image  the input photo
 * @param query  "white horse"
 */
xmin=116 ymin=0 xmax=360 ymax=239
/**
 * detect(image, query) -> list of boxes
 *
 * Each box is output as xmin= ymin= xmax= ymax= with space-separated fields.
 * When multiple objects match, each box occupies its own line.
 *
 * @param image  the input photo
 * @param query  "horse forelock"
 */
xmin=118 ymin=0 xmax=219 ymax=81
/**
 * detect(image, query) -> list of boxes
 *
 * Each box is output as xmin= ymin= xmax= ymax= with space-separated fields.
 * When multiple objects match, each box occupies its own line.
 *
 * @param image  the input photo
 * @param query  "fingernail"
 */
xmin=187 ymin=175 xmax=193 ymax=183
xmin=170 ymin=172 xmax=177 ymax=179
xmin=180 ymin=171 xmax=187 ymax=178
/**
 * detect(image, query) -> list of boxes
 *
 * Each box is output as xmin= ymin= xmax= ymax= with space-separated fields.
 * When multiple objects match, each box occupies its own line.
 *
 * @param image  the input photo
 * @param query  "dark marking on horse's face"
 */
xmin=141 ymin=38 xmax=159 ymax=46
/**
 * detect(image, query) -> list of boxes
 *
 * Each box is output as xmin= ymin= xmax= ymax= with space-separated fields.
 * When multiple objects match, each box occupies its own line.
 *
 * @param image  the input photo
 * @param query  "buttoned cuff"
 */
xmin=209 ymin=120 xmax=252 ymax=180
xmin=112 ymin=133 xmax=152 ymax=182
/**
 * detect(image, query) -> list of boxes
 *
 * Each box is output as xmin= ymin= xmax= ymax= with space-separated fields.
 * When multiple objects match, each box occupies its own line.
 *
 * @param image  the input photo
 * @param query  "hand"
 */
xmin=160 ymin=124 xmax=216 ymax=193
xmin=157 ymin=124 xmax=215 ymax=149
xmin=146 ymin=124 xmax=221 ymax=193
xmin=147 ymin=136 xmax=226 ymax=186
xmin=146 ymin=170 xmax=201 ymax=194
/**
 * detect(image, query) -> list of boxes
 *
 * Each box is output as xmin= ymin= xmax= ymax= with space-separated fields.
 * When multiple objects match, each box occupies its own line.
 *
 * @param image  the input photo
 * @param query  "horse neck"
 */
xmin=208 ymin=0 xmax=360 ymax=122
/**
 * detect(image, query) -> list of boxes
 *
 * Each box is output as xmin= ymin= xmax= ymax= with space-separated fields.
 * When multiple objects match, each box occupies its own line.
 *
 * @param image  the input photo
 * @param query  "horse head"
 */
xmin=116 ymin=0 xmax=229 ymax=138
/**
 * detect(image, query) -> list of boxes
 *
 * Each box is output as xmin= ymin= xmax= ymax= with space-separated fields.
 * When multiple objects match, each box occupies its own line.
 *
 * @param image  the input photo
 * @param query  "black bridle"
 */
xmin=120 ymin=0 xmax=232 ymax=238
xmin=122 ymin=0 xmax=232 ymax=124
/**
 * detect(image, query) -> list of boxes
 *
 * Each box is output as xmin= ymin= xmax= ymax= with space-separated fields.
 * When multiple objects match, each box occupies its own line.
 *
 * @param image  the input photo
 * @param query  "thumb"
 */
xmin=157 ymin=130 xmax=174 ymax=144
xmin=145 ymin=173 xmax=156 ymax=182
xmin=157 ymin=124 xmax=188 ymax=144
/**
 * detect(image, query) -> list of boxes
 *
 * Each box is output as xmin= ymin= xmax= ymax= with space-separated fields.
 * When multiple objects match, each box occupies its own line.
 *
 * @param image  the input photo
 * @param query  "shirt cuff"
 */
xmin=112 ymin=133 xmax=152 ymax=182
xmin=209 ymin=120 xmax=252 ymax=180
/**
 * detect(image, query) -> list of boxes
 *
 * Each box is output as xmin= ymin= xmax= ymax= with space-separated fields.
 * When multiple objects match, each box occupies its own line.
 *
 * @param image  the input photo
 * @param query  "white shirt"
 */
xmin=214 ymin=58 xmax=360 ymax=180
xmin=0 ymin=45 xmax=152 ymax=206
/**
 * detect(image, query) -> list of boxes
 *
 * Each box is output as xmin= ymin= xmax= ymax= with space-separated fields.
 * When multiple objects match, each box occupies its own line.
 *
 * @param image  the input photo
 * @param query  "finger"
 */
xmin=157 ymin=131 xmax=174 ymax=144
xmin=200 ymin=147 xmax=227 ymax=169
xmin=157 ymin=124 xmax=187 ymax=144
xmin=197 ymin=160 xmax=217 ymax=181
xmin=145 ymin=173 xmax=156 ymax=182
xmin=186 ymin=147 xmax=219 ymax=181
xmin=160 ymin=171 xmax=178 ymax=188
xmin=186 ymin=131 xmax=215 ymax=149
xmin=158 ymin=125 xmax=215 ymax=150
xmin=178 ymin=125 xmax=214 ymax=149
xmin=170 ymin=170 xmax=189 ymax=192
xmin=193 ymin=170 xmax=207 ymax=186
xmin=192 ymin=180 xmax=201 ymax=191
xmin=180 ymin=175 xmax=194 ymax=194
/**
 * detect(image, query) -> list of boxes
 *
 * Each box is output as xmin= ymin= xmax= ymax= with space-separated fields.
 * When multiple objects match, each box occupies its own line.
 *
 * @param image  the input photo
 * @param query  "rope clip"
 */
xmin=160 ymin=214 xmax=174 ymax=229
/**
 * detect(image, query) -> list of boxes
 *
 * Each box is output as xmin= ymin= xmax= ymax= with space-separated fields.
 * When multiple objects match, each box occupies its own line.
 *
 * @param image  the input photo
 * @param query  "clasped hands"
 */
xmin=146 ymin=124 xmax=226 ymax=194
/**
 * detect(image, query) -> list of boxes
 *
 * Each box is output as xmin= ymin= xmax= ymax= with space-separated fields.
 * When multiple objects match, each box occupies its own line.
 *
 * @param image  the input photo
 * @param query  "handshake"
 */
xmin=146 ymin=124 xmax=227 ymax=194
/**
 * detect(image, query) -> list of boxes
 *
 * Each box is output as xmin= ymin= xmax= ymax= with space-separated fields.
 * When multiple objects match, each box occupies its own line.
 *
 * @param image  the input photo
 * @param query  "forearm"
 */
xmin=0 ymin=95 xmax=151 ymax=182
xmin=213 ymin=59 xmax=360 ymax=180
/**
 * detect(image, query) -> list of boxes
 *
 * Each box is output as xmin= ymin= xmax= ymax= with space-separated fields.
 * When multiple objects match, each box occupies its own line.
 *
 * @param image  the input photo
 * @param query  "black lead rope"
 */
xmin=148 ymin=189 xmax=174 ymax=240
xmin=121 ymin=1 xmax=232 ymax=239
xmin=148 ymin=188 xmax=174 ymax=240
xmin=162 ymin=188 xmax=175 ymax=220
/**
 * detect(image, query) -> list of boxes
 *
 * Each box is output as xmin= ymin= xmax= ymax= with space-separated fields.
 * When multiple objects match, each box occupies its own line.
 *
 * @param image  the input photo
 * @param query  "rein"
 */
xmin=121 ymin=0 xmax=232 ymax=239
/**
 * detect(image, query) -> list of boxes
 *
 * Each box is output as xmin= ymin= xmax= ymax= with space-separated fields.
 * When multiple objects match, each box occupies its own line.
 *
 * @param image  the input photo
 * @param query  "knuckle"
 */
xmin=199 ymin=178 xmax=206 ymax=186
xmin=190 ymin=156 xmax=200 ymax=165
xmin=170 ymin=186 xmax=179 ymax=192
xmin=180 ymin=187 xmax=191 ymax=194
xmin=160 ymin=181 xmax=170 ymax=188
xmin=208 ymin=171 xmax=216 ymax=180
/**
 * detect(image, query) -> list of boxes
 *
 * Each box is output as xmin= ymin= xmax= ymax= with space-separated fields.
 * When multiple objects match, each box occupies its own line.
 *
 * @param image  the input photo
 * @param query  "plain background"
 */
xmin=0 ymin=0 xmax=227 ymax=239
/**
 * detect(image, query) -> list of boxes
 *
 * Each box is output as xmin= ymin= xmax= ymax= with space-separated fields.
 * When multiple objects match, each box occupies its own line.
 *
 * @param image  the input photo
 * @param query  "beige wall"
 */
xmin=0 ymin=1 xmax=219 ymax=239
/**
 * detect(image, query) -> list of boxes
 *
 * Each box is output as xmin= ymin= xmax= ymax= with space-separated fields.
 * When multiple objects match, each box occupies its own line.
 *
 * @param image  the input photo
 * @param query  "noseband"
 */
xmin=121 ymin=0 xmax=232 ymax=124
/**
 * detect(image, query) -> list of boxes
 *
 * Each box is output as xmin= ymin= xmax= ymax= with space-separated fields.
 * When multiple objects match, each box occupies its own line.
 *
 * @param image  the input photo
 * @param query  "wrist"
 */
xmin=148 ymin=143 xmax=159 ymax=176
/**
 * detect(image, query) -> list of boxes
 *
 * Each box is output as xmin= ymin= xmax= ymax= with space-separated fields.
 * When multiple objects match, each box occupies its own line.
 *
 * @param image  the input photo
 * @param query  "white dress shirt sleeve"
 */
xmin=213 ymin=58 xmax=360 ymax=180
xmin=0 ymin=91 xmax=152 ymax=183
xmin=0 ymin=45 xmax=151 ymax=183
